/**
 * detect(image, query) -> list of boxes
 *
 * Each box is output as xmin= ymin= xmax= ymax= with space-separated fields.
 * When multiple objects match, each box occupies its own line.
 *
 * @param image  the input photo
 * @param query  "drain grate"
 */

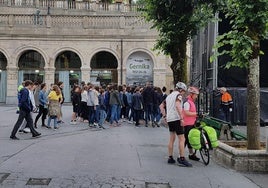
xmin=145 ymin=182 xmax=171 ymax=188
xmin=0 ymin=173 xmax=10 ymax=183
xmin=26 ymin=178 xmax=52 ymax=185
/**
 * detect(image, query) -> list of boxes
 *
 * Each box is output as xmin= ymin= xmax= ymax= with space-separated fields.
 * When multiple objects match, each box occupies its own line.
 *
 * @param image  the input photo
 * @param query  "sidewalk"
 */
xmin=0 ymin=105 xmax=267 ymax=188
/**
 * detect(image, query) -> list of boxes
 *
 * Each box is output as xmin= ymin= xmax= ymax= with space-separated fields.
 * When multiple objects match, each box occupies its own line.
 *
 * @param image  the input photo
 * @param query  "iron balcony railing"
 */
xmin=0 ymin=0 xmax=144 ymax=13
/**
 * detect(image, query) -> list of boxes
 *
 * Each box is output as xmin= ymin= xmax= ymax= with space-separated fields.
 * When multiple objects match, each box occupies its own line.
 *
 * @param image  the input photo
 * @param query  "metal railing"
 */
xmin=0 ymin=14 xmax=149 ymax=29
xmin=0 ymin=0 xmax=144 ymax=12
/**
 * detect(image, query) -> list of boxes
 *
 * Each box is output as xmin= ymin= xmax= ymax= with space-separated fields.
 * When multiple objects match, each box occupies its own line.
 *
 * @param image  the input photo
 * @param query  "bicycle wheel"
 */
xmin=199 ymin=146 xmax=210 ymax=165
xmin=199 ymin=134 xmax=210 ymax=165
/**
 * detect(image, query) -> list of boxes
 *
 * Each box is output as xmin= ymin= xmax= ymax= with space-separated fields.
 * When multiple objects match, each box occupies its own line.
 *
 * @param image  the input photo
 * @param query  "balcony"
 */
xmin=0 ymin=0 xmax=144 ymax=13
xmin=0 ymin=1 xmax=154 ymax=38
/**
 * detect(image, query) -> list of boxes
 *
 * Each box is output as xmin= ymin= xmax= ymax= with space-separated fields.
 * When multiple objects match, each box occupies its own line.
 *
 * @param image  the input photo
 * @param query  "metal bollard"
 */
xmin=266 ymin=126 xmax=268 ymax=153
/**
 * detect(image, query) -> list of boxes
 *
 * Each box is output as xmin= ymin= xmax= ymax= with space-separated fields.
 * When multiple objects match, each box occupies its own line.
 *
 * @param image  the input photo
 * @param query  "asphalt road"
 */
xmin=0 ymin=105 xmax=267 ymax=188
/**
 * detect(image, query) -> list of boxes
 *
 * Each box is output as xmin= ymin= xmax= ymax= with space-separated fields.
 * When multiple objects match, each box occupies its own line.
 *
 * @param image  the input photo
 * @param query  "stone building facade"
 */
xmin=0 ymin=1 xmax=173 ymax=104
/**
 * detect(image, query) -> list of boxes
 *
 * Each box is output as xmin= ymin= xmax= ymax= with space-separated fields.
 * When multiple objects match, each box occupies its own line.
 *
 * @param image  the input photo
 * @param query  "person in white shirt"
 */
xmin=160 ymin=82 xmax=192 ymax=167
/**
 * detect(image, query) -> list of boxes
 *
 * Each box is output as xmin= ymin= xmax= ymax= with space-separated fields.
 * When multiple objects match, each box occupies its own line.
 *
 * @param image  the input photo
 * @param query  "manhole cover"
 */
xmin=145 ymin=182 xmax=171 ymax=188
xmin=0 ymin=173 xmax=10 ymax=183
xmin=26 ymin=178 xmax=52 ymax=185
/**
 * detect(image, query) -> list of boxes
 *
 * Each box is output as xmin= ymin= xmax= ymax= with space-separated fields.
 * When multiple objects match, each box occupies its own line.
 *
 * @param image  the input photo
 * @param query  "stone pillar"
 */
xmin=266 ymin=126 xmax=268 ymax=153
xmin=36 ymin=0 xmax=40 ymax=8
xmin=81 ymin=67 xmax=91 ymax=83
xmin=46 ymin=15 xmax=51 ymax=28
xmin=117 ymin=68 xmax=122 ymax=85
xmin=8 ymin=15 xmax=14 ymax=28
xmin=6 ymin=66 xmax=18 ymax=105
xmin=44 ymin=67 xmax=55 ymax=86
xmin=82 ymin=16 xmax=89 ymax=29
xmin=119 ymin=15 xmax=125 ymax=29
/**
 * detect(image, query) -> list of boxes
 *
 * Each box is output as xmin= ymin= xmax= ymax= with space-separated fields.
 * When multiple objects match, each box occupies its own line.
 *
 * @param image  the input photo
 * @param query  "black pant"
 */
xmin=34 ymin=105 xmax=48 ymax=126
xmin=11 ymin=109 xmax=39 ymax=137
xmin=184 ymin=125 xmax=194 ymax=149
xmin=134 ymin=109 xmax=142 ymax=125
xmin=80 ymin=101 xmax=88 ymax=120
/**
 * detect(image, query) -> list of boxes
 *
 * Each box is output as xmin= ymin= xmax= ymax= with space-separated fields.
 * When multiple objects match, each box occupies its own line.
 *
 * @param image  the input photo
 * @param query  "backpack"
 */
xmin=17 ymin=88 xmax=25 ymax=107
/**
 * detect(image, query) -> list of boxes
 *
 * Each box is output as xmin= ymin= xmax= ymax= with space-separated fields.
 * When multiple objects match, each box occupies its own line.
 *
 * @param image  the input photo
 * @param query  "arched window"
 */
xmin=55 ymin=51 xmax=82 ymax=102
xmin=18 ymin=50 xmax=45 ymax=84
xmin=90 ymin=51 xmax=118 ymax=86
xmin=0 ymin=52 xmax=7 ymax=102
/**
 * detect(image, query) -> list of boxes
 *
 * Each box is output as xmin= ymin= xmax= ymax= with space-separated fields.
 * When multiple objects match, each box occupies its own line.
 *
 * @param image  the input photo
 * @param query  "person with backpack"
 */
xmin=16 ymin=81 xmax=25 ymax=114
xmin=183 ymin=86 xmax=200 ymax=161
xmin=10 ymin=80 xmax=41 ymax=140
xmin=34 ymin=83 xmax=48 ymax=128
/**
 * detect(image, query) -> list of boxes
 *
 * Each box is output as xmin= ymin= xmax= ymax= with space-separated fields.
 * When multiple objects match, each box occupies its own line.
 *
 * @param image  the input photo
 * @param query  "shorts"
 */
xmin=168 ymin=120 xmax=184 ymax=135
xmin=73 ymin=105 xmax=79 ymax=113
xmin=184 ymin=125 xmax=194 ymax=149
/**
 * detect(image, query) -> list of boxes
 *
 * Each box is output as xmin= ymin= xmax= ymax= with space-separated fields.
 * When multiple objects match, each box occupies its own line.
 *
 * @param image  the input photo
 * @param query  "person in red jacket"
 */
xmin=183 ymin=86 xmax=200 ymax=161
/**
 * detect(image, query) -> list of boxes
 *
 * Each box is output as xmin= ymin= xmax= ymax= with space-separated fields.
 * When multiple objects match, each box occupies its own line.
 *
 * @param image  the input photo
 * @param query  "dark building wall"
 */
xmin=191 ymin=13 xmax=268 ymax=124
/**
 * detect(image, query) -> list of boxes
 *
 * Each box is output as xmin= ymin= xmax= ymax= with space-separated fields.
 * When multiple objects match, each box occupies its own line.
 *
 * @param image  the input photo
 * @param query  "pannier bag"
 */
xmin=203 ymin=125 xmax=219 ymax=148
xmin=188 ymin=128 xmax=201 ymax=150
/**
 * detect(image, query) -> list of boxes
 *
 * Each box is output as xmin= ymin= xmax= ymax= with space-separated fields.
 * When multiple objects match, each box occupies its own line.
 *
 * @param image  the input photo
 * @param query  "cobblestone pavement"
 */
xmin=0 ymin=105 xmax=267 ymax=188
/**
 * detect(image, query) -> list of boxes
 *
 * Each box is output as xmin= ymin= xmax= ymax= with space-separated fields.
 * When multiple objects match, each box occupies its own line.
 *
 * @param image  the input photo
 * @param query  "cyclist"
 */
xmin=160 ymin=82 xmax=192 ymax=167
xmin=183 ymin=86 xmax=200 ymax=161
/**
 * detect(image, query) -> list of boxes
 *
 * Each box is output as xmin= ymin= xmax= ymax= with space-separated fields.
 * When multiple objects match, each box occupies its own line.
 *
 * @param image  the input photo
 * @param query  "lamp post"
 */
xmin=115 ymin=0 xmax=122 ymax=11
xmin=47 ymin=0 xmax=51 ymax=15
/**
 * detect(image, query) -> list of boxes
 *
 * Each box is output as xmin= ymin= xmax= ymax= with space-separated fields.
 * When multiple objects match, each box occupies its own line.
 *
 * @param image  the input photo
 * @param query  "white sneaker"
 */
xmin=23 ymin=128 xmax=31 ymax=133
xmin=70 ymin=121 xmax=77 ymax=125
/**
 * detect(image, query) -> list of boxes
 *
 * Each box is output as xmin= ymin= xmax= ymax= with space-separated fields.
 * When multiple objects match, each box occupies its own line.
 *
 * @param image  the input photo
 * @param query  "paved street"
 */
xmin=0 ymin=105 xmax=267 ymax=188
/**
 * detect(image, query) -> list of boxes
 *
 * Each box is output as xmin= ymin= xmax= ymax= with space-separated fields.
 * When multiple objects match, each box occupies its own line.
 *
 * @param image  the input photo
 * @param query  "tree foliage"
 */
xmin=211 ymin=0 xmax=268 ymax=68
xmin=211 ymin=0 xmax=268 ymax=150
xmin=143 ymin=0 xmax=216 ymax=84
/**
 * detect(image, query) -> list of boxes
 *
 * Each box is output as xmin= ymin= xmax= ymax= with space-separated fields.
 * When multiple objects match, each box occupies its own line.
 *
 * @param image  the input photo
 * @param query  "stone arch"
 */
xmin=0 ymin=48 xmax=10 ymax=65
xmin=15 ymin=46 xmax=48 ymax=68
xmin=0 ymin=50 xmax=8 ymax=102
xmin=125 ymin=48 xmax=157 ymax=69
xmin=54 ymin=49 xmax=83 ymax=102
xmin=17 ymin=49 xmax=46 ymax=84
xmin=89 ymin=48 xmax=119 ymax=86
xmin=53 ymin=47 xmax=84 ymax=68
xmin=89 ymin=48 xmax=120 ymax=66
xmin=0 ymin=51 xmax=8 ymax=70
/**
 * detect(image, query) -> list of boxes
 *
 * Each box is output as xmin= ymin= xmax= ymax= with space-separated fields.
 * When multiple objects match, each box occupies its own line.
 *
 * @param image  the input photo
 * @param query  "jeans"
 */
xmin=88 ymin=106 xmax=95 ymax=124
xmin=144 ymin=103 xmax=154 ymax=124
xmin=99 ymin=109 xmax=107 ymax=126
xmin=117 ymin=104 xmax=121 ymax=120
xmin=47 ymin=116 xmax=57 ymax=128
xmin=110 ymin=104 xmax=118 ymax=124
xmin=94 ymin=105 xmax=100 ymax=124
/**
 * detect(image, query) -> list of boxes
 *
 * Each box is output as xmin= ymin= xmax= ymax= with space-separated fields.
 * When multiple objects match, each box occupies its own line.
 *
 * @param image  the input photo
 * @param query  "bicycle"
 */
xmin=189 ymin=114 xmax=211 ymax=165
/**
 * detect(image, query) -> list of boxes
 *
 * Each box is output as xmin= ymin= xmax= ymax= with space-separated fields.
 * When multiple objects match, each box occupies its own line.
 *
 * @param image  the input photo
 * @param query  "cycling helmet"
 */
xmin=188 ymin=86 xmax=199 ymax=95
xmin=175 ymin=82 xmax=187 ymax=91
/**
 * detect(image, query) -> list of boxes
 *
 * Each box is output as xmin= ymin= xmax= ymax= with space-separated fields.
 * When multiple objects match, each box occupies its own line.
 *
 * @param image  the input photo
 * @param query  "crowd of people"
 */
xmin=69 ymin=81 xmax=167 ymax=128
xmin=9 ymin=79 xmax=232 ymax=168
xmin=9 ymin=80 xmax=168 ymax=140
